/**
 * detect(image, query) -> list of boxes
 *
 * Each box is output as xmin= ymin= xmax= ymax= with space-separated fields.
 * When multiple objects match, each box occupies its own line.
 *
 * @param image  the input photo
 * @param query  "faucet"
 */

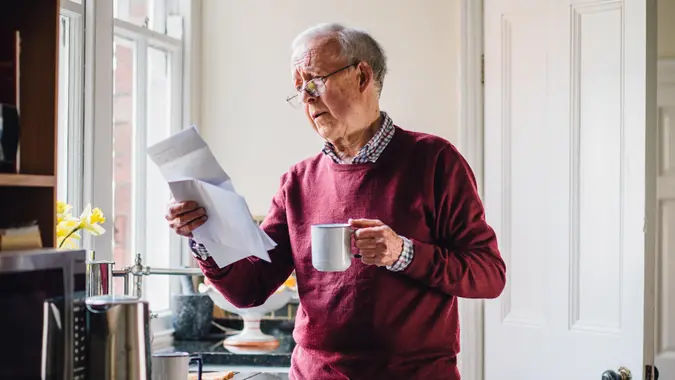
xmin=112 ymin=253 xmax=203 ymax=298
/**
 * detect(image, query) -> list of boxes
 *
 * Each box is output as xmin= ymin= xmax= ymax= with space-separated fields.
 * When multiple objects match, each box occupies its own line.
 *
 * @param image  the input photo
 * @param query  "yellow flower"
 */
xmin=57 ymin=219 xmax=79 ymax=235
xmin=56 ymin=200 xmax=71 ymax=215
xmin=275 ymin=273 xmax=297 ymax=293
xmin=55 ymin=202 xmax=106 ymax=248
xmin=283 ymin=274 xmax=296 ymax=289
xmin=78 ymin=204 xmax=106 ymax=236
xmin=90 ymin=207 xmax=106 ymax=225
xmin=56 ymin=200 xmax=73 ymax=224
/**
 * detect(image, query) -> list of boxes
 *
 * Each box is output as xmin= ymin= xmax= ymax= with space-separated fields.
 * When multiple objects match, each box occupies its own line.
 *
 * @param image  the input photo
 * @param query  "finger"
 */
xmin=361 ymin=255 xmax=384 ymax=266
xmin=167 ymin=201 xmax=195 ymax=220
xmin=167 ymin=201 xmax=201 ymax=219
xmin=175 ymin=228 xmax=193 ymax=238
xmin=354 ymin=226 xmax=387 ymax=239
xmin=356 ymin=236 xmax=386 ymax=247
xmin=348 ymin=218 xmax=384 ymax=229
xmin=355 ymin=237 xmax=377 ymax=249
xmin=170 ymin=212 xmax=206 ymax=233
xmin=174 ymin=209 xmax=207 ymax=228
xmin=175 ymin=216 xmax=207 ymax=237
xmin=357 ymin=248 xmax=385 ymax=258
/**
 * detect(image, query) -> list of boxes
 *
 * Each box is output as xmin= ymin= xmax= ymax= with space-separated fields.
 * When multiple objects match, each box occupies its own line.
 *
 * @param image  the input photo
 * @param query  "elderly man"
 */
xmin=166 ymin=23 xmax=506 ymax=379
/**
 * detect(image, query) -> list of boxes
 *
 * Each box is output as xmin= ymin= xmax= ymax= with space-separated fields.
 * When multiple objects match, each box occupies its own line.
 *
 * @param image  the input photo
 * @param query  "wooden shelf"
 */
xmin=0 ymin=0 xmax=59 ymax=247
xmin=0 ymin=173 xmax=55 ymax=187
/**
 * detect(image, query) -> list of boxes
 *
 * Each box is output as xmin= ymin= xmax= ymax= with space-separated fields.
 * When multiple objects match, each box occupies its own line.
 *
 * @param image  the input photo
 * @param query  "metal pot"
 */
xmin=86 ymin=258 xmax=114 ymax=297
xmin=86 ymin=295 xmax=152 ymax=380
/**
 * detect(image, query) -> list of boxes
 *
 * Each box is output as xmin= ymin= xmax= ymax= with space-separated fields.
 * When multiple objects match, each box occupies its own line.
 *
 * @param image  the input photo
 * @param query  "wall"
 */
xmin=659 ymin=0 xmax=675 ymax=58
xmin=199 ymin=0 xmax=461 ymax=215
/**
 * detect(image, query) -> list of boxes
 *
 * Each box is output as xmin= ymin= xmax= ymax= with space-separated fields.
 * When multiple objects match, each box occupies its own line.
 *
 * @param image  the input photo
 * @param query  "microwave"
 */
xmin=0 ymin=249 xmax=87 ymax=380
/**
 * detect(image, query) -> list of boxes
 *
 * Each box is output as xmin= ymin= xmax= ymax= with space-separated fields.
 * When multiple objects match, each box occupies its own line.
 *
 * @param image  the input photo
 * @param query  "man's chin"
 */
xmin=315 ymin=125 xmax=339 ymax=142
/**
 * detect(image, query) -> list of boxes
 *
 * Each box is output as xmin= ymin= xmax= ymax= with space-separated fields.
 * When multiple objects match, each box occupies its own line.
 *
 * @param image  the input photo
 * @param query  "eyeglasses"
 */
xmin=286 ymin=63 xmax=357 ymax=108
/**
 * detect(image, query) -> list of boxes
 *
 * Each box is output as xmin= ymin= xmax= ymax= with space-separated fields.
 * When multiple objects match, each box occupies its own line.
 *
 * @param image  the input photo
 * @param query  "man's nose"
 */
xmin=300 ymin=91 xmax=317 ymax=104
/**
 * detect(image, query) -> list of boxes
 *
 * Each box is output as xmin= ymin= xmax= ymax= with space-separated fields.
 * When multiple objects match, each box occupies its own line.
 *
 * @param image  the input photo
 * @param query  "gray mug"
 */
xmin=311 ymin=223 xmax=354 ymax=272
xmin=151 ymin=352 xmax=202 ymax=380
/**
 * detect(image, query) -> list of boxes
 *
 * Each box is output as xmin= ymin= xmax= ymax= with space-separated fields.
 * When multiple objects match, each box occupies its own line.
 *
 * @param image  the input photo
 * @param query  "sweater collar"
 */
xmin=321 ymin=111 xmax=395 ymax=164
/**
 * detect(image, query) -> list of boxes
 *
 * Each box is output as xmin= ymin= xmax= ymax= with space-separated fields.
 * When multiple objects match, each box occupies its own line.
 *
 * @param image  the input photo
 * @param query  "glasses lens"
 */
xmin=287 ymin=79 xmax=326 ymax=108
xmin=287 ymin=95 xmax=302 ymax=108
xmin=306 ymin=78 xmax=326 ymax=97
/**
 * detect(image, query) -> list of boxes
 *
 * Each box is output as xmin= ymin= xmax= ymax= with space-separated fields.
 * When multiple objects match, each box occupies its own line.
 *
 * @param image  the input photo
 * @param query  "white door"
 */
xmin=656 ymin=59 xmax=675 ymax=378
xmin=483 ymin=0 xmax=658 ymax=379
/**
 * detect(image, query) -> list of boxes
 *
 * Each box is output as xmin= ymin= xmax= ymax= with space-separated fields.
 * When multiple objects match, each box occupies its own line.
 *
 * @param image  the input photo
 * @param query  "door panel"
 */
xmin=484 ymin=0 xmax=657 ymax=378
xmin=570 ymin=2 xmax=623 ymax=334
xmin=499 ymin=11 xmax=550 ymax=327
xmin=484 ymin=4 xmax=560 ymax=378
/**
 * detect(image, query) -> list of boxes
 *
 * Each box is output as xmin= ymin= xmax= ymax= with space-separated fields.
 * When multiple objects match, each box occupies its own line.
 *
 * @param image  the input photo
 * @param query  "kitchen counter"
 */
xmin=156 ymin=320 xmax=295 ymax=369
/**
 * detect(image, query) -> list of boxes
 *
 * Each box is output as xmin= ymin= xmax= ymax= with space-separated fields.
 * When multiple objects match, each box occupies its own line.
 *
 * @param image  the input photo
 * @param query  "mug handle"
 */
xmin=189 ymin=355 xmax=203 ymax=380
xmin=349 ymin=227 xmax=362 ymax=258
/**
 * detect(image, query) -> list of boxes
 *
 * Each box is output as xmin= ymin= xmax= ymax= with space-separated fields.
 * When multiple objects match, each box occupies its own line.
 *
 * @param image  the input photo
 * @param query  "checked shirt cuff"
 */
xmin=386 ymin=236 xmax=414 ymax=272
xmin=189 ymin=239 xmax=211 ymax=261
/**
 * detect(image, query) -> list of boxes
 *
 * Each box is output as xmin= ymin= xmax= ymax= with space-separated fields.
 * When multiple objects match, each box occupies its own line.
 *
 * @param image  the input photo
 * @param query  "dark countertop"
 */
xmin=157 ymin=320 xmax=295 ymax=368
xmin=233 ymin=374 xmax=288 ymax=379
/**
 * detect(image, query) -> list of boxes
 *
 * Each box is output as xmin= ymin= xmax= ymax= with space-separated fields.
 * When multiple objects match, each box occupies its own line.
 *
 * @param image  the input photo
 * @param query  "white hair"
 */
xmin=291 ymin=23 xmax=388 ymax=94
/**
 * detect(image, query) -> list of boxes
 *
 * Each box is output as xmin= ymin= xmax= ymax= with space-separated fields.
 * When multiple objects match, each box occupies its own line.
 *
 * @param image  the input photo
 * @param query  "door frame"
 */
xmin=653 ymin=58 xmax=675 ymax=377
xmin=456 ymin=1 xmax=485 ymax=379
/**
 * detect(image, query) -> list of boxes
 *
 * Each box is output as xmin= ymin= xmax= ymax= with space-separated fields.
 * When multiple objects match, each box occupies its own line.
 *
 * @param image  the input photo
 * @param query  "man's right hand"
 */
xmin=165 ymin=200 xmax=208 ymax=237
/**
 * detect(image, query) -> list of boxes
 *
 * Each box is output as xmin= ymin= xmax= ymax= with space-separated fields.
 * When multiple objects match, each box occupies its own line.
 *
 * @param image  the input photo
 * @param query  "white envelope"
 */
xmin=147 ymin=126 xmax=275 ymax=268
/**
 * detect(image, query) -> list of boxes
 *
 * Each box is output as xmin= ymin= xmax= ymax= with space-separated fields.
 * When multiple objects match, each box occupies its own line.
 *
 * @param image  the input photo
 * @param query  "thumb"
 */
xmin=348 ymin=218 xmax=384 ymax=228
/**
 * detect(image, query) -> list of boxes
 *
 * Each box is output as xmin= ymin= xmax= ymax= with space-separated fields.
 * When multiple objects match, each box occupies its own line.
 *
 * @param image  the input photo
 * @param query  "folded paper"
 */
xmin=147 ymin=126 xmax=274 ymax=268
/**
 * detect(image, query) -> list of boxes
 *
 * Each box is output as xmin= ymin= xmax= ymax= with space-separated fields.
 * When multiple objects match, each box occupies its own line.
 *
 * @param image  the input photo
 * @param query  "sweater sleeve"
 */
xmin=400 ymin=146 xmax=506 ymax=299
xmin=197 ymin=173 xmax=295 ymax=308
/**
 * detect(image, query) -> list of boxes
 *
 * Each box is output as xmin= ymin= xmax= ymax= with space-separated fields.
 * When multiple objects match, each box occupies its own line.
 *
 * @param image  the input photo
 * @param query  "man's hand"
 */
xmin=349 ymin=218 xmax=403 ymax=267
xmin=165 ymin=200 xmax=208 ymax=237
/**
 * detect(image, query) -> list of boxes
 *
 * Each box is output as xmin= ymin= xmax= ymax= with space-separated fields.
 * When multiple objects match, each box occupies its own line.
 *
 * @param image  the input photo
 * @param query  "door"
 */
xmin=483 ymin=0 xmax=658 ymax=379
xmin=656 ymin=59 xmax=675 ymax=378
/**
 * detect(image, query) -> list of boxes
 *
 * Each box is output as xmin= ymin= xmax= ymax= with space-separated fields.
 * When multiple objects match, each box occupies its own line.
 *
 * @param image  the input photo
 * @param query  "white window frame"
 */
xmin=114 ymin=16 xmax=184 ymax=340
xmin=83 ymin=0 xmax=114 ymax=261
xmin=58 ymin=0 xmax=85 ymax=215
xmin=83 ymin=0 xmax=199 ymax=348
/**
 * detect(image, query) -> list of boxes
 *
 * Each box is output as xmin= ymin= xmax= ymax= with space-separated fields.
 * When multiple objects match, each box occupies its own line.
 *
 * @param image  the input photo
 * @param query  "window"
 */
xmin=112 ymin=0 xmax=184 ymax=312
xmin=57 ymin=1 xmax=85 ymax=212
xmin=57 ymin=15 xmax=70 ymax=201
xmin=59 ymin=0 xmax=194 ymax=346
xmin=111 ymin=35 xmax=136 ymax=293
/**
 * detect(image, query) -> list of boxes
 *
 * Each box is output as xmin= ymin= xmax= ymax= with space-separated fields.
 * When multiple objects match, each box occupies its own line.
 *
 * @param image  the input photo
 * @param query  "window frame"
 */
xmin=80 ymin=0 xmax=198 ymax=348
xmin=112 ymin=15 xmax=184 ymax=324
xmin=58 ymin=1 xmax=85 ymax=215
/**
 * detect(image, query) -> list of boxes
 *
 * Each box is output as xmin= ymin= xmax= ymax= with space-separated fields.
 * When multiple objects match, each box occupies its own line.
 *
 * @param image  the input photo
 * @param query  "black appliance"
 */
xmin=0 ymin=249 xmax=87 ymax=379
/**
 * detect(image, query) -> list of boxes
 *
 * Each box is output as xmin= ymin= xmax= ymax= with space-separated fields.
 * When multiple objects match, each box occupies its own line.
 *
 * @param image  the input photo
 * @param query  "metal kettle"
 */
xmin=86 ymin=295 xmax=152 ymax=380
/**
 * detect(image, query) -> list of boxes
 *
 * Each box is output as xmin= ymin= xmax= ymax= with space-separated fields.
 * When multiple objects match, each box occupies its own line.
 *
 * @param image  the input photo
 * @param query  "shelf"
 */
xmin=0 ymin=0 xmax=60 ymax=248
xmin=0 ymin=173 xmax=55 ymax=187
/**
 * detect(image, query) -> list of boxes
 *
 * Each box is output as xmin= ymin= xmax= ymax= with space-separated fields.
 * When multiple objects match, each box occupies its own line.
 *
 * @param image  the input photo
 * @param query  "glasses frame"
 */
xmin=286 ymin=63 xmax=358 ymax=108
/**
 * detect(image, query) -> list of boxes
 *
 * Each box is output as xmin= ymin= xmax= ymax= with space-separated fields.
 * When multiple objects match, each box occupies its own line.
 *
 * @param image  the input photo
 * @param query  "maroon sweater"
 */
xmin=199 ymin=127 xmax=506 ymax=379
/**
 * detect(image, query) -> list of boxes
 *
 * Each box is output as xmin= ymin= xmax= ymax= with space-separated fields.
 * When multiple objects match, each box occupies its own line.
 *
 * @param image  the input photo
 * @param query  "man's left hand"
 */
xmin=349 ymin=218 xmax=403 ymax=267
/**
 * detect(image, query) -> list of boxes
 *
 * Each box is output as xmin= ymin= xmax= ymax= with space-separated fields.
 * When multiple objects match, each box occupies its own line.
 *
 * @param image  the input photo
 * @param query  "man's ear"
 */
xmin=357 ymin=62 xmax=374 ymax=93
